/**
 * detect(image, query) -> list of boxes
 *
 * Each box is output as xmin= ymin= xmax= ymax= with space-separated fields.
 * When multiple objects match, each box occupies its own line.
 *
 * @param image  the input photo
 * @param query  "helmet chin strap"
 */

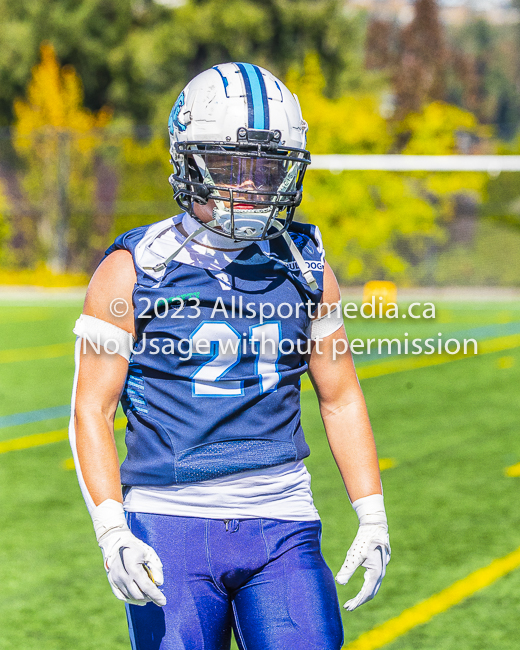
xmin=142 ymin=218 xmax=220 ymax=273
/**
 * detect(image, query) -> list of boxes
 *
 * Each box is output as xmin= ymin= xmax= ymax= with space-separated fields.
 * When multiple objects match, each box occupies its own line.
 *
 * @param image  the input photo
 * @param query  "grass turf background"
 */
xmin=0 ymin=299 xmax=519 ymax=649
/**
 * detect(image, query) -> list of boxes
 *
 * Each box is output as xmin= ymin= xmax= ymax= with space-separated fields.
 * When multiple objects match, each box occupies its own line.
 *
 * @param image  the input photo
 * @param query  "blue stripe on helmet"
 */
xmin=212 ymin=66 xmax=229 ymax=98
xmin=236 ymin=63 xmax=269 ymax=130
xmin=252 ymin=64 xmax=270 ymax=129
xmin=236 ymin=63 xmax=255 ymax=128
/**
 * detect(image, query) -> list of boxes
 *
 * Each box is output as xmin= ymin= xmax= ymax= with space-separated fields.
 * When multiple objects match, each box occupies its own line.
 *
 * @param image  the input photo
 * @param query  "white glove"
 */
xmin=336 ymin=494 xmax=390 ymax=611
xmin=92 ymin=499 xmax=167 ymax=607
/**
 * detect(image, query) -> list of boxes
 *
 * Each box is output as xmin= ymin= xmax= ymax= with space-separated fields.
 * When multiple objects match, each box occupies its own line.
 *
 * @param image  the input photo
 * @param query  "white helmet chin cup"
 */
xmin=168 ymin=62 xmax=311 ymax=241
xmin=212 ymin=206 xmax=279 ymax=239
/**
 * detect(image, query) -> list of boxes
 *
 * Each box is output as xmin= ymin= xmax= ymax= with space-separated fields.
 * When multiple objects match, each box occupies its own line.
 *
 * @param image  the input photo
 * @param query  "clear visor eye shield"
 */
xmin=169 ymin=129 xmax=311 ymax=241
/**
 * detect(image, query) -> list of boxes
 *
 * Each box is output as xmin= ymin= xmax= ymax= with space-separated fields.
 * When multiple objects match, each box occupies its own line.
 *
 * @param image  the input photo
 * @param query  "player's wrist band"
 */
xmin=352 ymin=494 xmax=387 ymax=526
xmin=91 ymin=499 xmax=128 ymax=542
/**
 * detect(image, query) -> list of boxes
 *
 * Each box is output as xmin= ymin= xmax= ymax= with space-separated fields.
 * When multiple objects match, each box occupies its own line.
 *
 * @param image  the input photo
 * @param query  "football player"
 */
xmin=69 ymin=62 xmax=390 ymax=650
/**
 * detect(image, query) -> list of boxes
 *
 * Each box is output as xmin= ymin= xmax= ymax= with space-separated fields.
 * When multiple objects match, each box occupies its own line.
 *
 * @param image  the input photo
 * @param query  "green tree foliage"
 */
xmin=0 ymin=0 xmax=137 ymax=126
xmin=0 ymin=0 xmax=365 ymax=126
xmin=111 ymin=0 xmax=368 ymax=125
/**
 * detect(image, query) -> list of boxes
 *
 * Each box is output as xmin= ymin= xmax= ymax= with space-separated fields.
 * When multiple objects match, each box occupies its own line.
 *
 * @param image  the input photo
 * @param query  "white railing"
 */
xmin=310 ymin=155 xmax=520 ymax=172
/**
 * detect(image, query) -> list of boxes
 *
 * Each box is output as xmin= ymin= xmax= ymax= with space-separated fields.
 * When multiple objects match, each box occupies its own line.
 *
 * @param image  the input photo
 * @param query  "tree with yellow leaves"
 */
xmin=14 ymin=43 xmax=110 ymax=272
xmin=289 ymin=54 xmax=488 ymax=284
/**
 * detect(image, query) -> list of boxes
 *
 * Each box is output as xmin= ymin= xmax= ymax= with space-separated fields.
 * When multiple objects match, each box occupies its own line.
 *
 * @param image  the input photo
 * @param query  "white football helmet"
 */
xmin=168 ymin=62 xmax=311 ymax=241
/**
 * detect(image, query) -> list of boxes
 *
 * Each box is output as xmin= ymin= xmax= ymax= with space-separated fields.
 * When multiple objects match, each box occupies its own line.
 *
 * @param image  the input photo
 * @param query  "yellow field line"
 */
xmin=343 ymin=545 xmax=520 ymax=650
xmin=356 ymin=332 xmax=520 ymax=380
xmin=0 ymin=427 xmax=69 ymax=453
xmin=505 ymin=462 xmax=520 ymax=477
xmin=301 ymin=332 xmax=520 ymax=390
xmin=0 ymin=314 xmax=53 ymax=324
xmin=0 ymin=342 xmax=74 ymax=364
xmin=0 ymin=416 xmax=127 ymax=455
xmin=479 ymin=333 xmax=520 ymax=354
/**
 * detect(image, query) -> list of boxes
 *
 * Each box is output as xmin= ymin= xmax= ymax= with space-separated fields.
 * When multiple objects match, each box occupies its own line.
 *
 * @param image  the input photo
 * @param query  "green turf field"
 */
xmin=1 ymin=297 xmax=520 ymax=649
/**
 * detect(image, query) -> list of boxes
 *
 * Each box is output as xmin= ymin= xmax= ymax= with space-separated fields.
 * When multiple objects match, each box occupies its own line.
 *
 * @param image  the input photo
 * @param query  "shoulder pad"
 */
xmin=287 ymin=220 xmax=324 ymax=255
xmin=104 ymin=224 xmax=151 ymax=260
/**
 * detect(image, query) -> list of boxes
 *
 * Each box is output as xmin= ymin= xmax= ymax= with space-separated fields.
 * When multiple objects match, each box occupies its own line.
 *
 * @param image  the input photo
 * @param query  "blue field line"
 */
xmin=447 ymin=319 xmax=520 ymax=341
xmin=0 ymin=405 xmax=70 ymax=429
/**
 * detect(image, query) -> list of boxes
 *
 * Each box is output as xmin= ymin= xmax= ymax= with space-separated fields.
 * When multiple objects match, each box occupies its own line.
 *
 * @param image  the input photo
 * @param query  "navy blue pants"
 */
xmin=125 ymin=513 xmax=343 ymax=650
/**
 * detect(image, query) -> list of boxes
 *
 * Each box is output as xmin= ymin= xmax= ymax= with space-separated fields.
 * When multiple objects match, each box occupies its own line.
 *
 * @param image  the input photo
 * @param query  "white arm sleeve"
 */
xmin=310 ymin=305 xmax=344 ymax=340
xmin=69 ymin=315 xmax=134 ymax=515
xmin=69 ymin=336 xmax=96 ymax=514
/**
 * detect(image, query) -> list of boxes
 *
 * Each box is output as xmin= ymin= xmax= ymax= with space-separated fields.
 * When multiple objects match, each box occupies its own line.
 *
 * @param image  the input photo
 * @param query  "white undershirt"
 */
xmin=124 ymin=461 xmax=320 ymax=521
xmin=124 ymin=213 xmax=319 ymax=521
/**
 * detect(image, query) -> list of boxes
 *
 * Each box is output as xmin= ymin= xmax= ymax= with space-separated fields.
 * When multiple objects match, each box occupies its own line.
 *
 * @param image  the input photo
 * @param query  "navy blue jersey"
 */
xmin=105 ymin=215 xmax=325 ymax=486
